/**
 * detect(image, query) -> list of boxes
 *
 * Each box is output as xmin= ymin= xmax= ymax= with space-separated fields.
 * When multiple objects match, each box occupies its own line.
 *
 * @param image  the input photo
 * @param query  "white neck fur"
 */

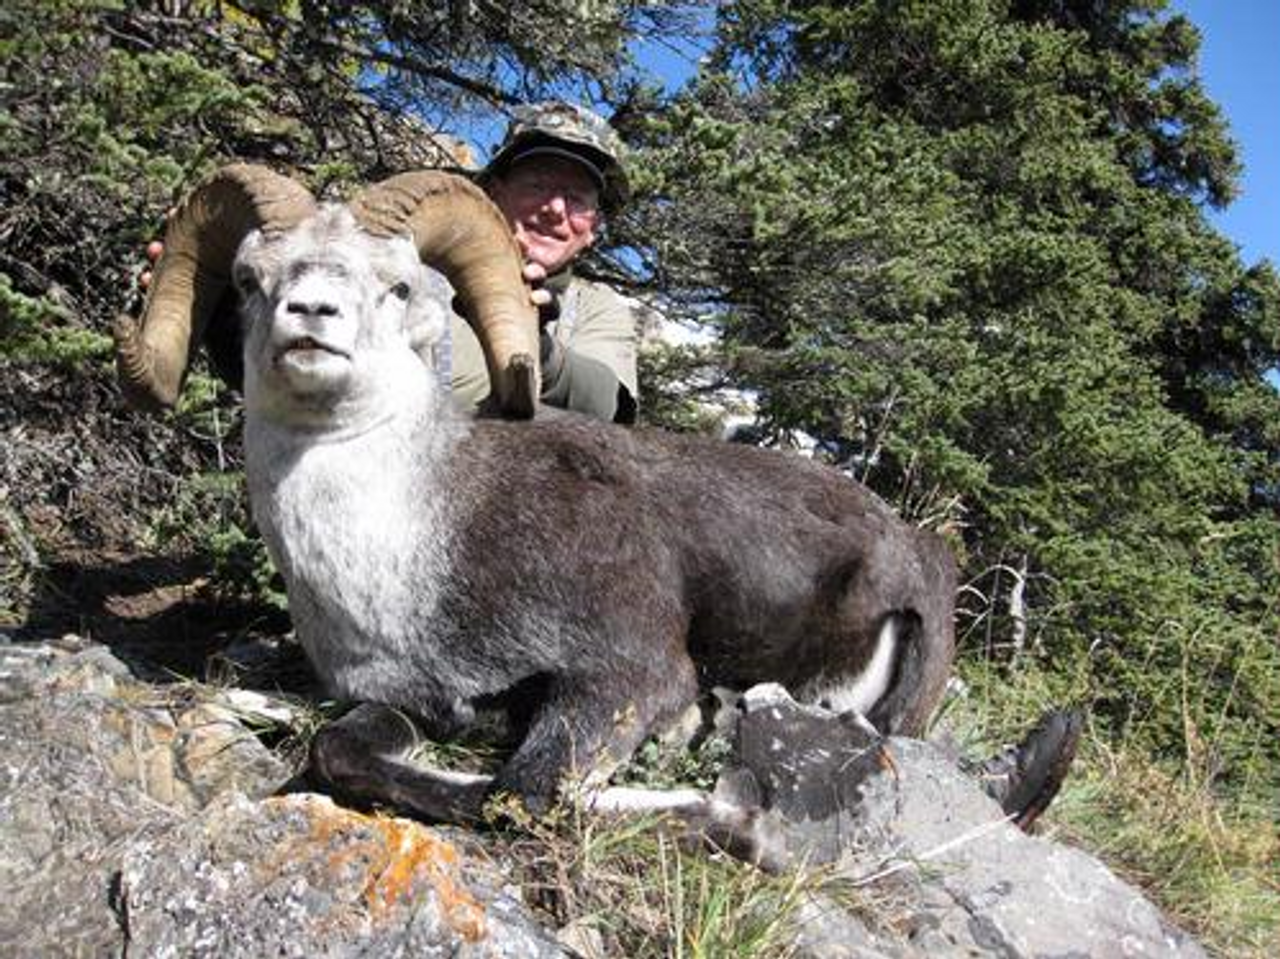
xmin=243 ymin=351 xmax=462 ymax=695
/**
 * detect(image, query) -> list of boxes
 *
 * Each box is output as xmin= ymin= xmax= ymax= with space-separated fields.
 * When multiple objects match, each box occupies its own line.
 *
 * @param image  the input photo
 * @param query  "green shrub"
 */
xmin=0 ymin=274 xmax=113 ymax=368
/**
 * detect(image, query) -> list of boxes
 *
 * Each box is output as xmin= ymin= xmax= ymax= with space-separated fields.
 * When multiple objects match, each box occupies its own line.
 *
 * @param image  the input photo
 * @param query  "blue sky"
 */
xmin=1172 ymin=1 xmax=1279 ymax=268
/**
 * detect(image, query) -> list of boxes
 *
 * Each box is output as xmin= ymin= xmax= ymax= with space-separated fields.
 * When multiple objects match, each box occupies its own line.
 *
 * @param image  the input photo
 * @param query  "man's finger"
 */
xmin=140 ymin=270 xmax=153 ymax=290
xmin=146 ymin=240 xmax=165 ymax=263
xmin=522 ymin=262 xmax=547 ymax=284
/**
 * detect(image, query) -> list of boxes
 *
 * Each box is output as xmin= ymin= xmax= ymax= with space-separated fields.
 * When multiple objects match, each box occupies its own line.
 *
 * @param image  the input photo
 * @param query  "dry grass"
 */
xmin=1052 ymin=740 xmax=1280 ymax=958
xmin=948 ymin=660 xmax=1280 ymax=959
xmin=486 ymin=798 xmax=911 ymax=958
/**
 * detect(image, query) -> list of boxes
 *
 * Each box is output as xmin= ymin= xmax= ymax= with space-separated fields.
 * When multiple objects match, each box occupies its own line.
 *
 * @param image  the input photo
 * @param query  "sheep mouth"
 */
xmin=276 ymin=336 xmax=350 ymax=361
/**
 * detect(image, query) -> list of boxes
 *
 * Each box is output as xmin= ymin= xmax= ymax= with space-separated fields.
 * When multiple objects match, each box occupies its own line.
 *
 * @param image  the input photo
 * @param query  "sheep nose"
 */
xmin=286 ymin=299 xmax=340 ymax=318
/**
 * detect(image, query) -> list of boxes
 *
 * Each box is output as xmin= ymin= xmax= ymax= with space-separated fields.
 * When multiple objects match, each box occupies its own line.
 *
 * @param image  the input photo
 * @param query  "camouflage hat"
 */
xmin=486 ymin=101 xmax=630 ymax=213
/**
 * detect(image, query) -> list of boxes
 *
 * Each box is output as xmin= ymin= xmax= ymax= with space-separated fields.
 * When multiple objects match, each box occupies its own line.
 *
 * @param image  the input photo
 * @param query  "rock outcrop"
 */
xmin=0 ymin=635 xmax=1205 ymax=958
xmin=720 ymin=684 xmax=1207 ymax=959
xmin=0 ymin=636 xmax=560 ymax=958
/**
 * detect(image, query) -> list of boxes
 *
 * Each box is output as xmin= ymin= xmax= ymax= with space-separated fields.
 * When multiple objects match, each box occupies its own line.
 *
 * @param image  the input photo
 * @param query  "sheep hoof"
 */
xmin=698 ymin=800 xmax=791 ymax=873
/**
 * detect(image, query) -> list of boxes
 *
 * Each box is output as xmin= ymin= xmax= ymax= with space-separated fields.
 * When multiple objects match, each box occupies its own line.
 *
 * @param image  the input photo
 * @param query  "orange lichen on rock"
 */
xmin=291 ymin=797 xmax=487 ymax=942
xmin=365 ymin=817 xmax=487 ymax=941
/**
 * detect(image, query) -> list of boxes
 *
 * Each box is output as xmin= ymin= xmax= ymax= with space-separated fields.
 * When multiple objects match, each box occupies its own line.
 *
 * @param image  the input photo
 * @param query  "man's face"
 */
xmin=489 ymin=155 xmax=601 ymax=273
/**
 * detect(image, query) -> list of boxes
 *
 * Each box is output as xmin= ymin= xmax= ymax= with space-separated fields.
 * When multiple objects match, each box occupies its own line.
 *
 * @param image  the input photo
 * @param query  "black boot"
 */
xmin=973 ymin=708 xmax=1083 ymax=831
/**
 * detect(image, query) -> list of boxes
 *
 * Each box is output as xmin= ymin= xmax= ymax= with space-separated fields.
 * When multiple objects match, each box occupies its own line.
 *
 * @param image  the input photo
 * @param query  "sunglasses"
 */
xmin=506 ymin=172 xmax=600 ymax=219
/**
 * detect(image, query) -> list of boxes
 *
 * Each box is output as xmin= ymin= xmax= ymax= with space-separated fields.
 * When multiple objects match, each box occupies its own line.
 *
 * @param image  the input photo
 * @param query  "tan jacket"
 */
xmin=449 ymin=275 xmax=641 ymax=423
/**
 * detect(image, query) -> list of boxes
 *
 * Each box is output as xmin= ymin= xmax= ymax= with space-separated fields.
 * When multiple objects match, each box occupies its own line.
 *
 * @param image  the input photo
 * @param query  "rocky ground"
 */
xmin=0 ymin=628 xmax=1209 ymax=958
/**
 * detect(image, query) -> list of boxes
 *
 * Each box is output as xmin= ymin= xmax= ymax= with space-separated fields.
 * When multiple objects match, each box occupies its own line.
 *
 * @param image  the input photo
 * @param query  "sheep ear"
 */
xmin=231 ymin=231 xmax=265 ymax=297
xmin=115 ymin=165 xmax=316 ymax=410
xmin=350 ymin=171 xmax=539 ymax=419
xmin=406 ymin=297 xmax=449 ymax=355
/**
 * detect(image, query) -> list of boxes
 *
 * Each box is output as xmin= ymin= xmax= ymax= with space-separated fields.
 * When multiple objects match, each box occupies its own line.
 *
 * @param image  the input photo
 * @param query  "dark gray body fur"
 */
xmin=252 ymin=401 xmax=956 ymax=806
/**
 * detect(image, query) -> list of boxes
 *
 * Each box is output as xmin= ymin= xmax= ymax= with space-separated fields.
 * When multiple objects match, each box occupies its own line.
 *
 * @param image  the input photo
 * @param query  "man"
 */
xmin=449 ymin=101 xmax=641 ymax=423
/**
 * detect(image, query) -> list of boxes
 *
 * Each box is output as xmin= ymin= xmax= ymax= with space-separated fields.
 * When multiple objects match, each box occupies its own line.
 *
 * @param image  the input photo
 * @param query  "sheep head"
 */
xmin=114 ymin=164 xmax=540 ymax=418
xmin=234 ymin=205 xmax=453 ymax=429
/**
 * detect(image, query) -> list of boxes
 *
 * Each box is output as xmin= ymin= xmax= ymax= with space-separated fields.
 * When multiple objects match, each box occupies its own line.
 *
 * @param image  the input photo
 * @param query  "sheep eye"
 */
xmin=233 ymin=267 xmax=261 ymax=297
xmin=390 ymin=281 xmax=411 ymax=301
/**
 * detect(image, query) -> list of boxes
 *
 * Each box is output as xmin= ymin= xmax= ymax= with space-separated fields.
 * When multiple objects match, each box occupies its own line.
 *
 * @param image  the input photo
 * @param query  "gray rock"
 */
xmin=789 ymin=894 xmax=922 ymax=959
xmin=0 ymin=640 xmax=563 ymax=958
xmin=118 ymin=792 xmax=564 ymax=958
xmin=849 ymin=738 xmax=1205 ymax=959
xmin=0 ymin=639 xmax=292 ymax=956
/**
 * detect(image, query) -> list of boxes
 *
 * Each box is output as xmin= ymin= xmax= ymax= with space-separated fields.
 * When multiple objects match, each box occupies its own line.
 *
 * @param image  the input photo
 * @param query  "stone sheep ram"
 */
xmin=115 ymin=164 xmax=957 ymax=864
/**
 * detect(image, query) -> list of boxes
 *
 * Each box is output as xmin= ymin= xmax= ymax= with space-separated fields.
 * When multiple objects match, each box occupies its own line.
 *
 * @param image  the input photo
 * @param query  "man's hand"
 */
xmin=523 ymin=260 xmax=563 ymax=327
xmin=139 ymin=240 xmax=165 ymax=291
xmin=524 ymin=261 xmax=549 ymax=304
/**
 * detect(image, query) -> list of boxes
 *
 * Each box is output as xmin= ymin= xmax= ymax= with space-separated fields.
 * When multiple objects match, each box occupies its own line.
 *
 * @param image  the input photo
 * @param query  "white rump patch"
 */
xmin=810 ymin=616 xmax=899 ymax=716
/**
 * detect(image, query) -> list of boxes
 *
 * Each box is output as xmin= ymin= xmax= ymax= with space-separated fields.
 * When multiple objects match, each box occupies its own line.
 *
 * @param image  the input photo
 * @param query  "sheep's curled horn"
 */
xmin=113 ymin=164 xmax=314 ymax=411
xmin=114 ymin=163 xmax=540 ymax=417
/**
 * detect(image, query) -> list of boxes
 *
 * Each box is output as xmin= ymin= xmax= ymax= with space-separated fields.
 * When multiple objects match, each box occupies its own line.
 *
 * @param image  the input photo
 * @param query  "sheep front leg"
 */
xmin=585 ymin=785 xmax=791 ymax=872
xmin=492 ymin=654 xmax=701 ymax=814
xmin=310 ymin=702 xmax=492 ymax=823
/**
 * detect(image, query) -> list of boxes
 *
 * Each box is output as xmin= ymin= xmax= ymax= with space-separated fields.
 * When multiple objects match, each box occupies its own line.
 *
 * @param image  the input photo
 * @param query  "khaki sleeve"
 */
xmin=556 ymin=278 xmax=640 ymax=399
xmin=448 ymin=312 xmax=493 ymax=412
xmin=451 ymin=278 xmax=643 ymax=422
